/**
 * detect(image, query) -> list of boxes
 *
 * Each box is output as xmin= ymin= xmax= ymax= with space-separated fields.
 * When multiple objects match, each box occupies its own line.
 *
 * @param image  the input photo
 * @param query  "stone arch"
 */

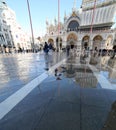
xmin=48 ymin=38 xmax=54 ymax=46
xmin=65 ymin=16 xmax=80 ymax=32
xmin=67 ymin=32 xmax=78 ymax=49
xmin=82 ymin=35 xmax=90 ymax=50
xmin=93 ymin=35 xmax=103 ymax=50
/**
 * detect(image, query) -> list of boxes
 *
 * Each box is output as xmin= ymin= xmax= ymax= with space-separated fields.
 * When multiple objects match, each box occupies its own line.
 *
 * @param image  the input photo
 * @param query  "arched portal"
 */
xmin=56 ymin=37 xmax=62 ymax=51
xmin=93 ymin=35 xmax=103 ymax=50
xmin=67 ymin=33 xmax=77 ymax=49
xmin=82 ymin=35 xmax=90 ymax=50
xmin=48 ymin=38 xmax=54 ymax=44
xmin=48 ymin=38 xmax=54 ymax=46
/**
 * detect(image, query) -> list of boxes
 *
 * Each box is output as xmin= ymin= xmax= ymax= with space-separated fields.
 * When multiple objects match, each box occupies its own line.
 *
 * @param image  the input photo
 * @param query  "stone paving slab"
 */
xmin=0 ymin=74 xmax=116 ymax=130
xmin=0 ymin=52 xmax=66 ymax=103
xmin=0 ymin=54 xmax=116 ymax=130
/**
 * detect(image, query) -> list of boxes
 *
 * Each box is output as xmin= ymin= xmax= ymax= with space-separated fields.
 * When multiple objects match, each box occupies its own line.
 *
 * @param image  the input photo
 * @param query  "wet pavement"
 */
xmin=0 ymin=52 xmax=66 ymax=103
xmin=0 ymin=51 xmax=116 ymax=130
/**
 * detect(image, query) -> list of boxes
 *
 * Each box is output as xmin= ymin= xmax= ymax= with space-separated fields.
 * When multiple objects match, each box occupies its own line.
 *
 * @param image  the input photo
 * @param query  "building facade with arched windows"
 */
xmin=44 ymin=0 xmax=116 ymax=52
xmin=0 ymin=0 xmax=32 ymax=53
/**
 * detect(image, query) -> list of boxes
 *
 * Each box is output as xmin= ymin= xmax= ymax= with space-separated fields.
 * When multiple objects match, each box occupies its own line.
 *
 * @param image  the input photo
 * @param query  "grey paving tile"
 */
xmin=35 ymin=100 xmax=80 ymax=130
xmin=105 ymin=89 xmax=116 ymax=103
xmin=81 ymin=88 xmax=110 ymax=108
xmin=0 ymin=54 xmax=116 ymax=130
xmin=0 ymin=106 xmax=46 ymax=130
xmin=81 ymin=105 xmax=109 ymax=130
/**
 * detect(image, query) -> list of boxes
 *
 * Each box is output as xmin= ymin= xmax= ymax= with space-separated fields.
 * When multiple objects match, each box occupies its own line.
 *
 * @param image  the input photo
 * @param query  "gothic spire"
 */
xmin=46 ymin=18 xmax=49 ymax=26
xmin=72 ymin=0 xmax=76 ymax=12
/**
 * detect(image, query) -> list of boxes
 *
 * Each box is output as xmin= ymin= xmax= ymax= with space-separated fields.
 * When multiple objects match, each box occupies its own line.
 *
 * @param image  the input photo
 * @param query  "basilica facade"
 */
xmin=45 ymin=0 xmax=116 ymax=52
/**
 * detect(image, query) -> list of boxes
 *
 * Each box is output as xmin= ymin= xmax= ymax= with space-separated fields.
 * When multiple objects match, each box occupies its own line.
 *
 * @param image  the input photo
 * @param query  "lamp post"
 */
xmin=26 ymin=0 xmax=35 ymax=52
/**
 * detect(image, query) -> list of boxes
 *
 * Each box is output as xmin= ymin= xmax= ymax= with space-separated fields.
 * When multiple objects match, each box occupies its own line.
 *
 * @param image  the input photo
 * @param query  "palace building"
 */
xmin=45 ymin=0 xmax=116 ymax=52
xmin=0 ymin=0 xmax=32 ymax=53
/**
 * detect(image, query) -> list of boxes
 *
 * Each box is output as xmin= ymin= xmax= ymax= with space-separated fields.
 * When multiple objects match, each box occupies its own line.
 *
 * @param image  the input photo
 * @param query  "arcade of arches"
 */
xmin=66 ymin=34 xmax=104 ymax=51
xmin=47 ymin=34 xmax=114 ymax=51
xmin=48 ymin=38 xmax=63 ymax=50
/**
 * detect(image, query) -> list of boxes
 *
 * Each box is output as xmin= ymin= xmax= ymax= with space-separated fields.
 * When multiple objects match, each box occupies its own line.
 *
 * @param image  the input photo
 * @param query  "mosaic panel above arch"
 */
xmin=67 ymin=20 xmax=79 ymax=31
xmin=93 ymin=35 xmax=103 ymax=41
xmin=67 ymin=33 xmax=78 ymax=41
xmin=48 ymin=38 xmax=54 ymax=44
xmin=82 ymin=35 xmax=90 ymax=41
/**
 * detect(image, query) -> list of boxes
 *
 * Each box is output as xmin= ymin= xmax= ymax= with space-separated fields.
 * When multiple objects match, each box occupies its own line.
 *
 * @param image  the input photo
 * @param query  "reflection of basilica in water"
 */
xmin=45 ymin=0 xmax=116 ymax=52
xmin=61 ymin=53 xmax=116 ymax=87
xmin=62 ymin=56 xmax=98 ymax=88
xmin=89 ymin=55 xmax=116 ymax=83
xmin=75 ymin=66 xmax=98 ymax=88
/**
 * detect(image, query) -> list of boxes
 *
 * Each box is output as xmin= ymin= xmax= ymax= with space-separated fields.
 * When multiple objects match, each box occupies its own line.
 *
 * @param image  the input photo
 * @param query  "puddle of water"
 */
xmin=88 ymin=56 xmax=116 ymax=85
xmin=53 ymin=63 xmax=99 ymax=89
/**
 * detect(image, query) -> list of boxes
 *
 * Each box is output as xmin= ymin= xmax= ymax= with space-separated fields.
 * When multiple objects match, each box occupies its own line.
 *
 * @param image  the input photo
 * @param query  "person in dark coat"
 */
xmin=48 ymin=43 xmax=53 ymax=50
xmin=43 ymin=42 xmax=49 ymax=54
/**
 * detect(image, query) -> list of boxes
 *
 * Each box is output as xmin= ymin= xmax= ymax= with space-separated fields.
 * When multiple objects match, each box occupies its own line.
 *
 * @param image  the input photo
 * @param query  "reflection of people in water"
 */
xmin=102 ymin=101 xmax=116 ymax=130
xmin=44 ymin=51 xmax=53 ymax=71
xmin=66 ymin=45 xmax=70 ymax=56
xmin=44 ymin=54 xmax=49 ymax=71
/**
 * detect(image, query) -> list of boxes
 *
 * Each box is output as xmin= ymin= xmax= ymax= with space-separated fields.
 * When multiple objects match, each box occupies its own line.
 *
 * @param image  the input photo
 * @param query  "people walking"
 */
xmin=43 ymin=42 xmax=49 ymax=54
xmin=48 ymin=42 xmax=53 ymax=50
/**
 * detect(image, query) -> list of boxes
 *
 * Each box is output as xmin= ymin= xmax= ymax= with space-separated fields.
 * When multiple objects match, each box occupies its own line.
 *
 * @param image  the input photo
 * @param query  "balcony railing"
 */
xmin=82 ymin=0 xmax=116 ymax=10
xmin=46 ymin=28 xmax=115 ymax=37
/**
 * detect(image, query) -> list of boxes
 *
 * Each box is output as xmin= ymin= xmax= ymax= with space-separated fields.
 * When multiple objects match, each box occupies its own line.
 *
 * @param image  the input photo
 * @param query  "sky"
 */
xmin=6 ymin=0 xmax=82 ymax=38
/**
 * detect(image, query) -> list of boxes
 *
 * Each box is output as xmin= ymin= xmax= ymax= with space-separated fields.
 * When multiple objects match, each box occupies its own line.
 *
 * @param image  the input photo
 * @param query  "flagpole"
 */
xmin=57 ymin=0 xmax=60 ymax=52
xmin=26 ymin=0 xmax=35 ymax=52
xmin=58 ymin=0 xmax=60 ymax=35
xmin=89 ymin=0 xmax=97 ymax=51
xmin=90 ymin=0 xmax=97 ymax=34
